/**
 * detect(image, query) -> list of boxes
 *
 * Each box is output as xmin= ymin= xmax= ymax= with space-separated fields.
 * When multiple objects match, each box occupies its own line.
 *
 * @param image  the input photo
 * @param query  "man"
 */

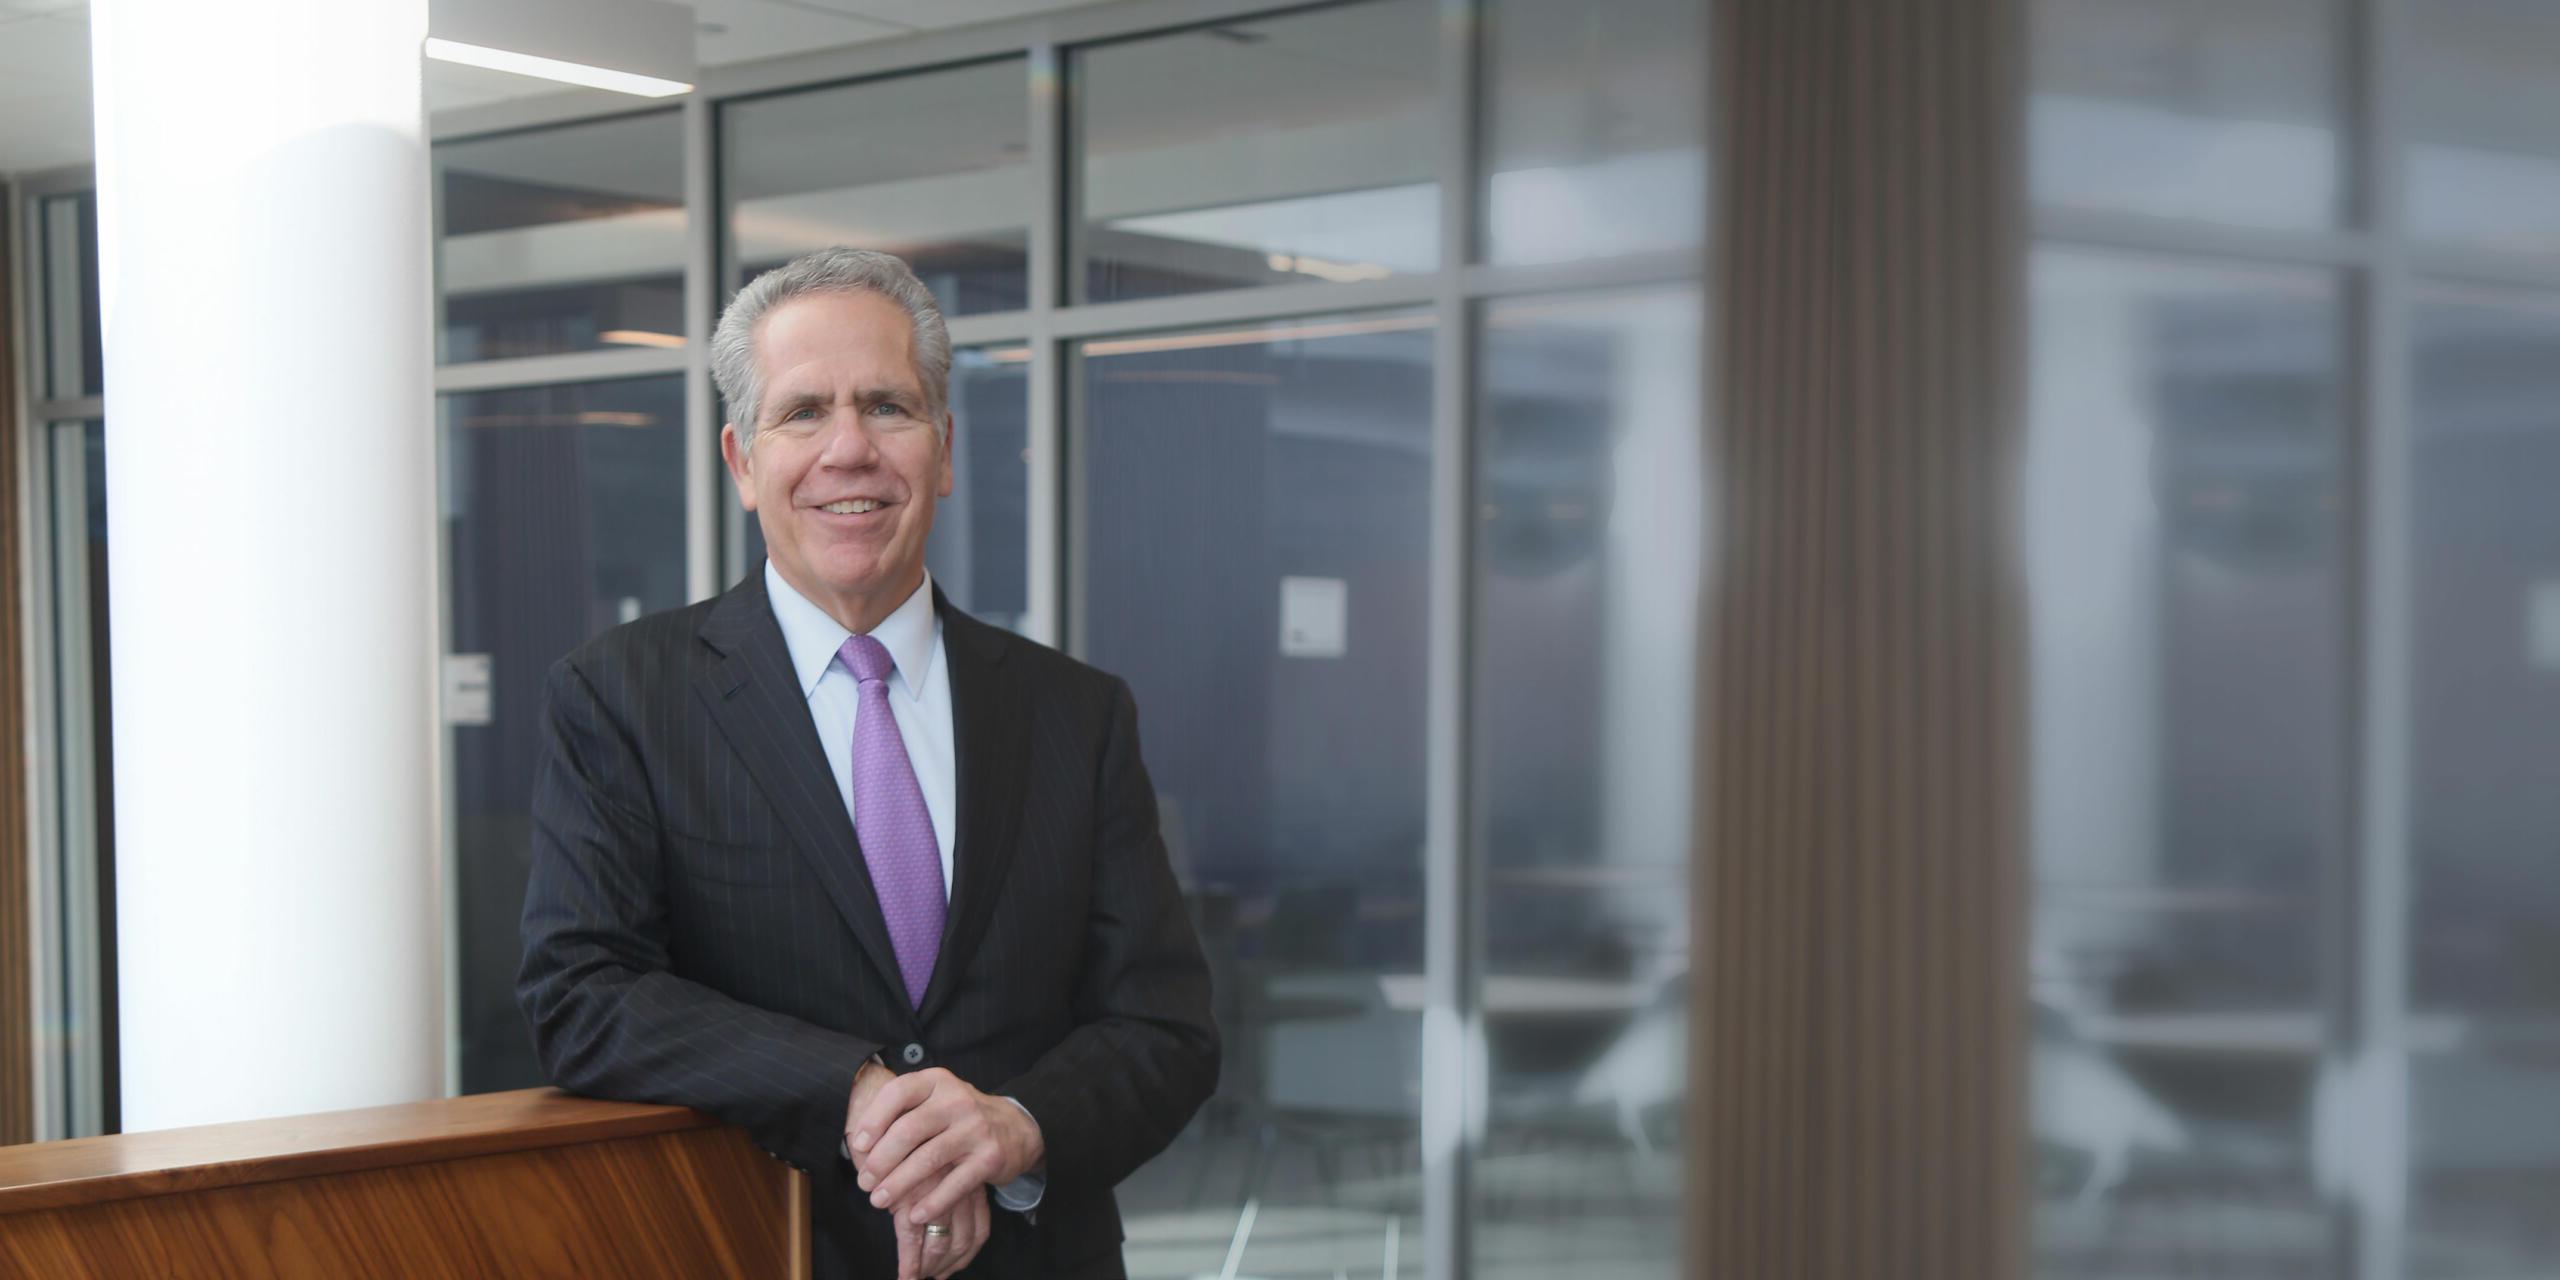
xmin=519 ymin=247 xmax=1219 ymax=1279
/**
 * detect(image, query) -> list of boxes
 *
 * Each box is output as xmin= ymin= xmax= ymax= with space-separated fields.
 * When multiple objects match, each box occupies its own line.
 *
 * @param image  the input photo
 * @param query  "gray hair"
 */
xmin=710 ymin=247 xmax=951 ymax=453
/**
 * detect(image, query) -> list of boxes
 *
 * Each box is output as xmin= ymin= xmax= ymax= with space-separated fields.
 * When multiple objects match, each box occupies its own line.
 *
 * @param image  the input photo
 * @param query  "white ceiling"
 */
xmin=0 ymin=0 xmax=1123 ymax=177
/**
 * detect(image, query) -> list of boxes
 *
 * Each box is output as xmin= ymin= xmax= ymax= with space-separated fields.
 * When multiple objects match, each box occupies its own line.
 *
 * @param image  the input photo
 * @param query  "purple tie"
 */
xmin=837 ymin=634 xmax=944 ymax=1009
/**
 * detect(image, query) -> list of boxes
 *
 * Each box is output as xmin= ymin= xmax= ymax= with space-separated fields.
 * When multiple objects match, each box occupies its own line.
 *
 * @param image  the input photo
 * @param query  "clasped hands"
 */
xmin=844 ymin=1060 xmax=1045 ymax=1280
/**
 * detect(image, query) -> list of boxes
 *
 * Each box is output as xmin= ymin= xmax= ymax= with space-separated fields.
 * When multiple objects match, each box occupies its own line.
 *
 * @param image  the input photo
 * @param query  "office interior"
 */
xmin=3 ymin=0 xmax=2558 ymax=1276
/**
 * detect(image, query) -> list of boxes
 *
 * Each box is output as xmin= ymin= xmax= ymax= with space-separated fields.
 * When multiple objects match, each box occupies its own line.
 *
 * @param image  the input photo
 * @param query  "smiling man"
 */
xmin=518 ymin=247 xmax=1219 ymax=1279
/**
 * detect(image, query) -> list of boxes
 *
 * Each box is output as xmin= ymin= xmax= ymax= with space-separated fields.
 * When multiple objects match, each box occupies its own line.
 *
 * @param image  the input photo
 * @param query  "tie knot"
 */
xmin=837 ymin=633 xmax=895 ymax=685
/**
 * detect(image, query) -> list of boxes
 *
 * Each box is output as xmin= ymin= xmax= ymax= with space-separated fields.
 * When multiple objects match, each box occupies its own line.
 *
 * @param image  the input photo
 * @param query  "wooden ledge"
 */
xmin=0 ymin=1088 xmax=720 ymax=1215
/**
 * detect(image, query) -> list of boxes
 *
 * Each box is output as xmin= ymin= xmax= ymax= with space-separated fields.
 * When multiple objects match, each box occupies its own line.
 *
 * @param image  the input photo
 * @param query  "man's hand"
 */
xmin=845 ymin=1057 xmax=897 ymax=1154
xmin=848 ymin=1067 xmax=1045 ymax=1232
xmin=895 ymin=1182 xmax=988 ymax=1280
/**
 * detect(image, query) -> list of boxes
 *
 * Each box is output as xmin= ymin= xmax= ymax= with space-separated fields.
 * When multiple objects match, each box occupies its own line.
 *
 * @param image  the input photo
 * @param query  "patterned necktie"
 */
xmin=837 ymin=634 xmax=945 ymax=1009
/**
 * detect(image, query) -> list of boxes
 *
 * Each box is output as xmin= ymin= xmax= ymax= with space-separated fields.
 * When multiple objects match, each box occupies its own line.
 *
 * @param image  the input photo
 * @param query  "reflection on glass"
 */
xmin=2407 ymin=287 xmax=2560 ymax=1277
xmin=43 ymin=421 xmax=115 ymax=1138
xmin=443 ymin=376 xmax=688 ymax=1092
xmin=733 ymin=346 xmax=1030 ymax=627
xmin=1075 ymin=1 xmax=1437 ymax=303
xmin=1080 ymin=314 xmax=1434 ymax=1278
xmin=2024 ymin=249 xmax=2344 ymax=1276
xmin=725 ymin=60 xmax=1031 ymax=316
xmin=1481 ymin=0 xmax=1705 ymax=266
xmin=2030 ymin=0 xmax=2342 ymax=229
xmin=1471 ymin=289 xmax=1697 ymax=1275
xmin=437 ymin=112 xmax=686 ymax=362
xmin=36 ymin=193 xmax=103 ymax=399
xmin=2408 ymin=2 xmax=2560 ymax=257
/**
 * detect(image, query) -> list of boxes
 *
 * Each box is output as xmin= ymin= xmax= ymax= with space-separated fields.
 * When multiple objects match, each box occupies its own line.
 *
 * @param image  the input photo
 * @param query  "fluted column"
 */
xmin=1692 ymin=0 xmax=2027 ymax=1276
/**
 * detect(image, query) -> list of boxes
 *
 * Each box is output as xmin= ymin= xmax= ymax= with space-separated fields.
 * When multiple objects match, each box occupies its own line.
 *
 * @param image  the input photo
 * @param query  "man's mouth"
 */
xmin=817 ymin=499 xmax=887 ymax=514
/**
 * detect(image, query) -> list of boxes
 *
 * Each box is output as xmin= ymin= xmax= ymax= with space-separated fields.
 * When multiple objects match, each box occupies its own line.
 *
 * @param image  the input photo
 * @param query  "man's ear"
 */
xmin=937 ymin=413 xmax=957 ymax=499
xmin=720 ymin=423 xmax=759 ymax=511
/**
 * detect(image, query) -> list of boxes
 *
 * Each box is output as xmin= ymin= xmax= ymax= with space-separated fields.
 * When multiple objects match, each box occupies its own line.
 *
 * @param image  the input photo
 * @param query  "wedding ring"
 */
xmin=924 ymin=1223 xmax=950 ymax=1238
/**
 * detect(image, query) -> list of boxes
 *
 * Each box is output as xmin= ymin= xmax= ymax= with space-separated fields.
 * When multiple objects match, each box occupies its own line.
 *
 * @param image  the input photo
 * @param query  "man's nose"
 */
xmin=815 ymin=411 xmax=882 ymax=468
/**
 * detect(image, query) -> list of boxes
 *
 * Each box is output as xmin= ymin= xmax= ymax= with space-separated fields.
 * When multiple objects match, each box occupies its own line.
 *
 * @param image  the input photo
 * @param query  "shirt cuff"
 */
xmin=990 ymin=1096 xmax=1047 ymax=1211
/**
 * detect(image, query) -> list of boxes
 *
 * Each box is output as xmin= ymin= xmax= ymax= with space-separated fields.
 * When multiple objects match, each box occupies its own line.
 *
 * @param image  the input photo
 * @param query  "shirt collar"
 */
xmin=763 ymin=560 xmax=939 ymax=703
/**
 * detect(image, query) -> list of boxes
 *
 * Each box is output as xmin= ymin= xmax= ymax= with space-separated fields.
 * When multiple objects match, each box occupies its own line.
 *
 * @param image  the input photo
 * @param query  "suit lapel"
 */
xmin=692 ymin=572 xmax=908 ymax=1014
xmin=917 ymin=592 xmax=1029 ymax=1024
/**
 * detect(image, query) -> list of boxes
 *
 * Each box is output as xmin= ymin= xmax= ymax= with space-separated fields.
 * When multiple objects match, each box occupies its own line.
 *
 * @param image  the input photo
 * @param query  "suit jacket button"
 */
xmin=901 ymin=1042 xmax=926 ymax=1066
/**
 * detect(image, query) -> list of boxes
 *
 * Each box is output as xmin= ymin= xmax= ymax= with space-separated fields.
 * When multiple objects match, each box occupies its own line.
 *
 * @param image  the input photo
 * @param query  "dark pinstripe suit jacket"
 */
xmin=517 ymin=569 xmax=1219 ymax=1278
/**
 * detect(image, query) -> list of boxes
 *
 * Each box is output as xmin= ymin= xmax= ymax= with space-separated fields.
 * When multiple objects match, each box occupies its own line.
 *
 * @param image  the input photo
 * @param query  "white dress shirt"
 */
xmin=766 ymin=562 xmax=1046 ymax=1212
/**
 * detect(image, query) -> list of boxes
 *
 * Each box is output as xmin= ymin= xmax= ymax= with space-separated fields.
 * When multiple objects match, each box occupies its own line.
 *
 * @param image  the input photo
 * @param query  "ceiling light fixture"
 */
xmin=424 ymin=38 xmax=691 ymax=98
xmin=428 ymin=0 xmax=696 ymax=100
xmin=598 ymin=329 xmax=688 ymax=348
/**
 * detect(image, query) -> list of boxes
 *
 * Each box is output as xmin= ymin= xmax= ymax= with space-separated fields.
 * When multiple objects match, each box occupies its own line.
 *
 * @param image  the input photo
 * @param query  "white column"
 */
xmin=90 ymin=0 xmax=441 ymax=1130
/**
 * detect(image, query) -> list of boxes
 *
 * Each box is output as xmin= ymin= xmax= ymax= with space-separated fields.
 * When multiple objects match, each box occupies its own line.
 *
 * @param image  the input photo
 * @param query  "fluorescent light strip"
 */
xmin=423 ymin=38 xmax=691 ymax=99
xmin=599 ymin=329 xmax=687 ymax=349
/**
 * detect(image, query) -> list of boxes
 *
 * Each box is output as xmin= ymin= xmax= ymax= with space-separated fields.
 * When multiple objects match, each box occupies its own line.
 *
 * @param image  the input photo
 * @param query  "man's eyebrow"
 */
xmin=849 ymin=386 xmax=924 ymax=405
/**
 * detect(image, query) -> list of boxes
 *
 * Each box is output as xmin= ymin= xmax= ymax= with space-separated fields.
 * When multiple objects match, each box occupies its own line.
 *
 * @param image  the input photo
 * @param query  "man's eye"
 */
xmin=786 ymin=406 xmax=819 ymax=422
xmin=869 ymin=402 xmax=908 ymax=417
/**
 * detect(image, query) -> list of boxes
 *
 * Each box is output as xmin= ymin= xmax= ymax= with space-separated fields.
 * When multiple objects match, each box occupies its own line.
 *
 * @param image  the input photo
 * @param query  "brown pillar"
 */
xmin=1691 ymin=0 xmax=2026 ymax=1276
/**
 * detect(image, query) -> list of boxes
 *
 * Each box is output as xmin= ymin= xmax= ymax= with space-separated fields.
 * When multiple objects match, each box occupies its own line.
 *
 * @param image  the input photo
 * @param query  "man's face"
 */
xmin=720 ymin=291 xmax=954 ymax=622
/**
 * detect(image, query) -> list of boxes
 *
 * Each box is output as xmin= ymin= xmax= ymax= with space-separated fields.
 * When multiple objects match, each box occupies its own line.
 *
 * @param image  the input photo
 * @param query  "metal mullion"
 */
xmin=1048 ymin=276 xmax=1442 ymax=340
xmin=1459 ymin=248 xmax=1706 ymax=303
xmin=429 ymin=346 xmax=688 ymax=394
xmin=684 ymin=94 xmax=717 ymax=604
xmin=2343 ymin=0 xmax=2414 ymax=1275
xmin=1026 ymin=42 xmax=1064 ymax=651
xmin=1422 ymin=3 xmax=1480 ymax=1279
xmin=430 ymin=92 xmax=671 ymax=144
xmin=28 ymin=399 xmax=102 ymax=423
xmin=694 ymin=0 xmax=1356 ymax=105
xmin=11 ymin=167 xmax=93 ymax=201
xmin=2406 ymin=247 xmax=2560 ymax=294
xmin=11 ymin=184 xmax=67 ymax=1143
xmin=2033 ymin=207 xmax=2377 ymax=271
xmin=944 ymin=312 xmax=1035 ymax=349
xmin=427 ymin=106 xmax=463 ymax=1101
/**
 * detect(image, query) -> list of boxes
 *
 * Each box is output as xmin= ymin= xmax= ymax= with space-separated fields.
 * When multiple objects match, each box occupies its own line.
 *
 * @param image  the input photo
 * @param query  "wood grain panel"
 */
xmin=0 ymin=184 xmax=28 ymax=1149
xmin=0 ymin=1125 xmax=797 ymax=1278
xmin=1692 ymin=0 xmax=2028 ymax=1277
xmin=0 ymin=1087 xmax=726 ymax=1211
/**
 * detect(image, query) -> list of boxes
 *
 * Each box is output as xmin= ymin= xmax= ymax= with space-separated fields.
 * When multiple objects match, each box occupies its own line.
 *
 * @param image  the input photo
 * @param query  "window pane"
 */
xmin=1481 ymin=0 xmax=1705 ymax=266
xmin=1081 ymin=313 xmax=1435 ymax=1276
xmin=436 ymin=112 xmax=686 ymax=362
xmin=2024 ymin=249 xmax=2345 ymax=1276
xmin=1074 ymin=1 xmax=1437 ymax=303
xmin=725 ymin=60 xmax=1031 ymax=316
xmin=2408 ymin=2 xmax=2560 ymax=257
xmin=36 ymin=192 xmax=103 ymax=400
xmin=2407 ymin=287 xmax=2560 ymax=1277
xmin=1471 ymin=288 xmax=1698 ymax=1274
xmin=442 ymin=375 xmax=688 ymax=1092
xmin=2031 ymin=0 xmax=2343 ymax=230
xmin=731 ymin=345 xmax=1030 ymax=626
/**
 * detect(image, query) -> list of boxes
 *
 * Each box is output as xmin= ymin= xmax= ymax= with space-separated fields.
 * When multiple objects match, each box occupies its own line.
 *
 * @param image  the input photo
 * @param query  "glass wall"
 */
xmin=1079 ymin=314 xmax=1436 ymax=1276
xmin=2027 ymin=0 xmax=2560 ymax=1276
xmin=1471 ymin=287 xmax=1699 ymax=1275
xmin=440 ymin=376 xmax=689 ymax=1091
xmin=2406 ymin=288 xmax=2560 ymax=1275
xmin=1480 ymin=0 xmax=1707 ymax=266
xmin=725 ymin=59 xmax=1031 ymax=316
xmin=2024 ymin=250 xmax=2345 ymax=1275
xmin=436 ymin=111 xmax=686 ymax=362
xmin=1073 ymin=0 xmax=1439 ymax=302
